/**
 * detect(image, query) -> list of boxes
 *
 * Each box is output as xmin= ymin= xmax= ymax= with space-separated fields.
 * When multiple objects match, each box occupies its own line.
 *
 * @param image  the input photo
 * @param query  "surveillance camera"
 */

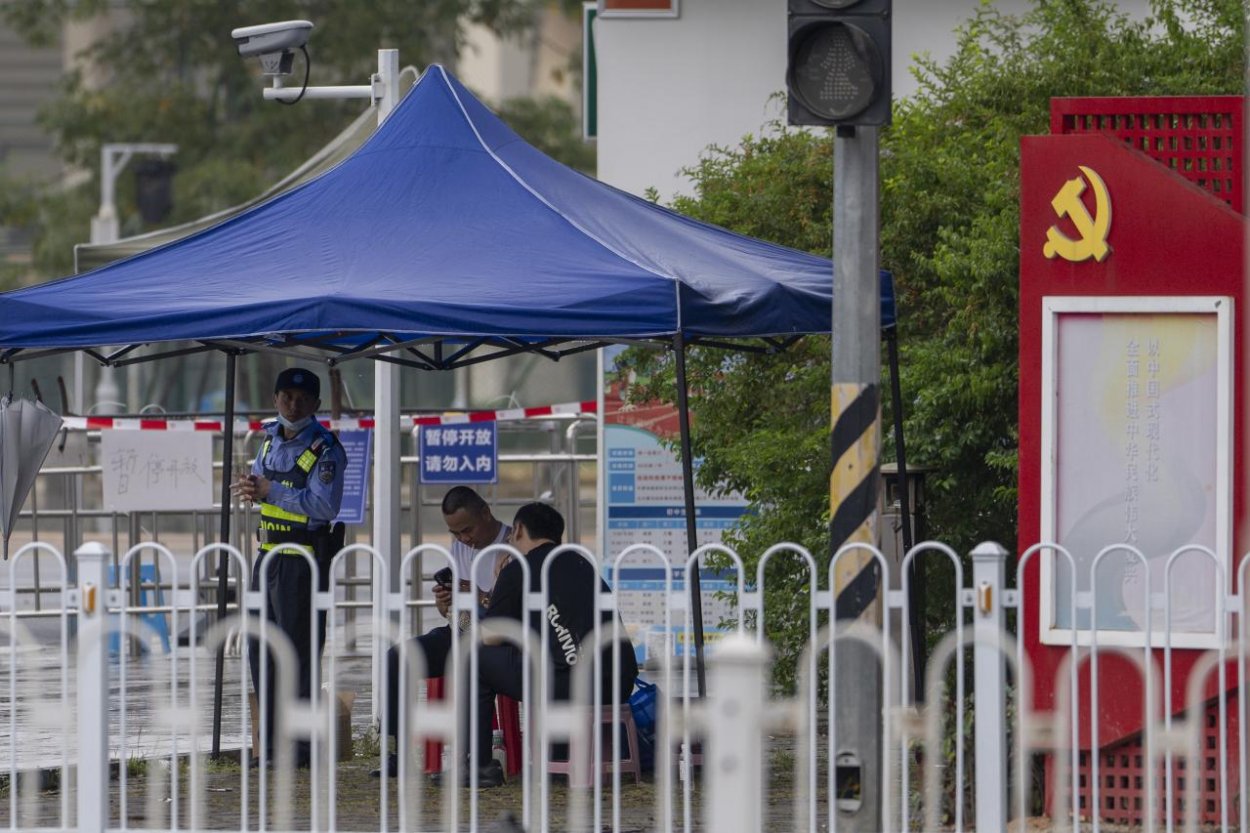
xmin=231 ymin=20 xmax=313 ymax=76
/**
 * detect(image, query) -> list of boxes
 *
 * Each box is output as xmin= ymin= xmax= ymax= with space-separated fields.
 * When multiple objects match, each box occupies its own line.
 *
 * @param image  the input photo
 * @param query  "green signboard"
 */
xmin=583 ymin=2 xmax=597 ymax=141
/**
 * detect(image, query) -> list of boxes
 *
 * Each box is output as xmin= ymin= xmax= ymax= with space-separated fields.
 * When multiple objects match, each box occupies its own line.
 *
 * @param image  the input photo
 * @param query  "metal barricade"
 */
xmin=2 ymin=538 xmax=1247 ymax=832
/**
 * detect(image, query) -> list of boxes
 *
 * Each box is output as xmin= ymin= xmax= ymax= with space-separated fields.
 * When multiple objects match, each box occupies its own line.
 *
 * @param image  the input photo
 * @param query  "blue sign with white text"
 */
xmin=418 ymin=423 xmax=498 ymax=484
xmin=334 ymin=429 xmax=373 ymax=525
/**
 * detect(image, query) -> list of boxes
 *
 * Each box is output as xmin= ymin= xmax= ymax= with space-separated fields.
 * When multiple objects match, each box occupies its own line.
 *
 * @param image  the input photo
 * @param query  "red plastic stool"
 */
xmin=547 ymin=705 xmax=643 ymax=787
xmin=422 ymin=677 xmax=522 ymax=777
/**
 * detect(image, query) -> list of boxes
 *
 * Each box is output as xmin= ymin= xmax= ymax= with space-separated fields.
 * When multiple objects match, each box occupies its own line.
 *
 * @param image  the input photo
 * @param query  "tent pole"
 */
xmin=673 ymin=333 xmax=707 ymax=699
xmin=886 ymin=328 xmax=923 ymax=702
xmin=211 ymin=350 xmax=237 ymax=757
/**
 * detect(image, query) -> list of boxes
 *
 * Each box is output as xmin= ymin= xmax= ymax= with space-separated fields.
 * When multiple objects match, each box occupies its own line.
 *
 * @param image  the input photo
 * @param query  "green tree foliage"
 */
xmin=1 ymin=0 xmax=589 ymax=281
xmin=615 ymin=0 xmax=1244 ymax=689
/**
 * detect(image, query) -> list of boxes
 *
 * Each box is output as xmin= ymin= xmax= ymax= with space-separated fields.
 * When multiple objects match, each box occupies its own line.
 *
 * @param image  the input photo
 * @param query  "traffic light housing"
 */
xmin=134 ymin=159 xmax=177 ymax=225
xmin=787 ymin=0 xmax=891 ymax=128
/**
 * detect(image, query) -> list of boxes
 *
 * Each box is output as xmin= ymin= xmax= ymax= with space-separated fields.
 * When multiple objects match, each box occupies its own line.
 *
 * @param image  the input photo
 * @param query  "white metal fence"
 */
xmin=2 ymin=539 xmax=1247 ymax=832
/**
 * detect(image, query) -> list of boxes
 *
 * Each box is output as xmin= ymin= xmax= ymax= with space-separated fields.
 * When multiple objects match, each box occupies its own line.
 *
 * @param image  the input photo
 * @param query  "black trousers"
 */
xmin=467 ymin=644 xmax=637 ymax=767
xmin=247 ymin=551 xmax=329 ymax=759
xmin=383 ymin=624 xmax=453 ymax=739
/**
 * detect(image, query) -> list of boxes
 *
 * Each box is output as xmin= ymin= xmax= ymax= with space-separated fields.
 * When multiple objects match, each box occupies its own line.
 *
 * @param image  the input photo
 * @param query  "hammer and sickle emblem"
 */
xmin=1043 ymin=165 xmax=1112 ymax=262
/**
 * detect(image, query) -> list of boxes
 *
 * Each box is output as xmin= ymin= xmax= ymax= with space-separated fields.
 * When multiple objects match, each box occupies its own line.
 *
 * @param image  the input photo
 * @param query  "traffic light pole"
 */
xmin=830 ymin=124 xmax=883 ymax=832
xmin=785 ymin=0 xmax=890 ymax=825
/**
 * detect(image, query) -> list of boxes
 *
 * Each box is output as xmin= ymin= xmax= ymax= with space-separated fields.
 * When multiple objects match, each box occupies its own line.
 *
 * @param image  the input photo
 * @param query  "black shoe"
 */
xmin=370 ymin=753 xmax=399 ymax=778
xmin=430 ymin=760 xmax=504 ymax=788
xmin=477 ymin=760 xmax=505 ymax=787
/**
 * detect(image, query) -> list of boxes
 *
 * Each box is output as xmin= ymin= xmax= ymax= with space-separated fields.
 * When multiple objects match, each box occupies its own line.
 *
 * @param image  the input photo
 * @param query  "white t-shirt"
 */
xmin=451 ymin=522 xmax=512 ymax=593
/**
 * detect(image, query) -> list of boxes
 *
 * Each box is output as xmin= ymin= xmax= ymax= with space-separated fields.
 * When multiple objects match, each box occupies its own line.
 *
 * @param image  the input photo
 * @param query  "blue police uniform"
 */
xmin=248 ymin=417 xmax=347 ymax=765
xmin=253 ymin=419 xmax=346 ymax=544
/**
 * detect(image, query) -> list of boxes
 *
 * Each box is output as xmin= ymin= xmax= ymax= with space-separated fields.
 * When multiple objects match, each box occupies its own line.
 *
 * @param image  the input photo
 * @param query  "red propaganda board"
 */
xmin=1019 ymin=100 xmax=1247 ymax=759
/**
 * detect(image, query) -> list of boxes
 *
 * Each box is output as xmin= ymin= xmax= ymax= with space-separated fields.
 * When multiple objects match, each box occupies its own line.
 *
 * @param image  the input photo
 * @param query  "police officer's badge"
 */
xmin=319 ymin=459 xmax=336 ymax=484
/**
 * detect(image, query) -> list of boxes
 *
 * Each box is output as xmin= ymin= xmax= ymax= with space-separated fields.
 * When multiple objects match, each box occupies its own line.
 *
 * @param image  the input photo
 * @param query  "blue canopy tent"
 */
xmin=0 ymin=65 xmax=893 ymax=358
xmin=0 ymin=66 xmax=900 ymax=702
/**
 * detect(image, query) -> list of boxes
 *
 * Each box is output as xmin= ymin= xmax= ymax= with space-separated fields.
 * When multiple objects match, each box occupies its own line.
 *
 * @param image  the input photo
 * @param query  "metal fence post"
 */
xmin=971 ymin=541 xmax=1007 ymax=832
xmin=705 ymin=633 xmax=771 ymax=833
xmin=75 ymin=541 xmax=110 ymax=833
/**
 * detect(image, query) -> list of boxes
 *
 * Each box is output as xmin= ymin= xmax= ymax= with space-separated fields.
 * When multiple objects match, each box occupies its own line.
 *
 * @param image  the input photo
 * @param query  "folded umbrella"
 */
xmin=0 ymin=394 xmax=64 ymax=559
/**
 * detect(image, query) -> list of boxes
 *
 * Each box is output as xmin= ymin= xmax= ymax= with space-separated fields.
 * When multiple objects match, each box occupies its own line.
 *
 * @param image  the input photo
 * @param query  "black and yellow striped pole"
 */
xmin=830 ymin=381 xmax=880 ymax=615
xmin=830 ymin=124 xmax=883 ymax=831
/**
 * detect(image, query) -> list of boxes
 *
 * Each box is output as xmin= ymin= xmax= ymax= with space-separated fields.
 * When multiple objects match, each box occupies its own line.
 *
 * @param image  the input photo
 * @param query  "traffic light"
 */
xmin=134 ymin=158 xmax=177 ymax=225
xmin=787 ymin=0 xmax=891 ymax=128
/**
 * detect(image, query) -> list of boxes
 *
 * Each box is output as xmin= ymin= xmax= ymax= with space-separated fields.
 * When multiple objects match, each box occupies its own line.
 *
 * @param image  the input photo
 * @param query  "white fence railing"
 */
xmin=2 ymin=539 xmax=1247 ymax=832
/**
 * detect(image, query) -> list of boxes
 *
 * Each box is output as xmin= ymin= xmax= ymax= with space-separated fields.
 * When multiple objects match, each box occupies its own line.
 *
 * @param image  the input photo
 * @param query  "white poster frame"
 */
xmin=1039 ymin=295 xmax=1232 ymax=650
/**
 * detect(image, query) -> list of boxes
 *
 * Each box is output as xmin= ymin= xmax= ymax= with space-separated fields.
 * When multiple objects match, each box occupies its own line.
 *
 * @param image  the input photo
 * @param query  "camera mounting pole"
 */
xmin=263 ymin=79 xmax=380 ymax=103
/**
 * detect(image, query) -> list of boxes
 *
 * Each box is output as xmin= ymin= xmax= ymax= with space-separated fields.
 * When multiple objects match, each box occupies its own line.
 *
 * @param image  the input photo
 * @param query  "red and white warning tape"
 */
xmin=411 ymin=399 xmax=596 ymax=425
xmin=58 ymin=399 xmax=598 ymax=433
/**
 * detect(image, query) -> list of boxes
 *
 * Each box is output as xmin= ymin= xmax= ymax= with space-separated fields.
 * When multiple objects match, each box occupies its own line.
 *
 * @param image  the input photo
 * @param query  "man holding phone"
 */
xmin=373 ymin=486 xmax=511 ymax=777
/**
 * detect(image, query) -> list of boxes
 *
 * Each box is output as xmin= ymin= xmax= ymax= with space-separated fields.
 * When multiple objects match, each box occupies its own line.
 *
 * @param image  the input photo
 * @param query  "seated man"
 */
xmin=373 ymin=486 xmax=511 ymax=778
xmin=456 ymin=502 xmax=639 ymax=787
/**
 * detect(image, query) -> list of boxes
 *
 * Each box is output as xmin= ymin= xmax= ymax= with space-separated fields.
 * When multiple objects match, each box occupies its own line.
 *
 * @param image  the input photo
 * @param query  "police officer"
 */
xmin=234 ymin=367 xmax=347 ymax=768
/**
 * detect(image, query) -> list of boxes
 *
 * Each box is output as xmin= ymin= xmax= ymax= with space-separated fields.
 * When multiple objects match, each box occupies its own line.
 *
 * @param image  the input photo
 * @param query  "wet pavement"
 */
xmin=0 ymin=636 xmax=754 ymax=832
xmin=0 ymin=637 xmax=378 ymax=771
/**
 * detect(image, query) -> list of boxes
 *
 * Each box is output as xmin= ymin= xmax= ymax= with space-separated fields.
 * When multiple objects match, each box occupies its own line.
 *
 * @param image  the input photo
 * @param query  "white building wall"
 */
xmin=459 ymin=22 xmax=537 ymax=102
xmin=458 ymin=7 xmax=581 ymax=105
xmin=594 ymin=0 xmax=1152 ymax=200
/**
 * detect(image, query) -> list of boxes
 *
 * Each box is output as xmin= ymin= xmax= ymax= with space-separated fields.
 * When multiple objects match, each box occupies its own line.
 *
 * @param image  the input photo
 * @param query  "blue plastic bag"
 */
xmin=628 ymin=677 xmax=659 ymax=771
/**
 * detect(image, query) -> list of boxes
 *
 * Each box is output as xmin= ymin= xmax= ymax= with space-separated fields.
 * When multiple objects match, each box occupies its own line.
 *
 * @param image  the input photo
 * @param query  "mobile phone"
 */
xmin=433 ymin=567 xmax=453 ymax=587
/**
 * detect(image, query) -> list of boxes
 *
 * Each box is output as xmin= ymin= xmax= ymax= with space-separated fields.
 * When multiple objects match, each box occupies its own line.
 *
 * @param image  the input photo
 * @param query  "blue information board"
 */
xmin=334 ymin=430 xmax=373 ymax=525
xmin=418 ymin=423 xmax=498 ymax=484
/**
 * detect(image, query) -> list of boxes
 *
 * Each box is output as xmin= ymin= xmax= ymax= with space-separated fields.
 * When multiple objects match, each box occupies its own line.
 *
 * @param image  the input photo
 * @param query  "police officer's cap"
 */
xmin=274 ymin=367 xmax=321 ymax=398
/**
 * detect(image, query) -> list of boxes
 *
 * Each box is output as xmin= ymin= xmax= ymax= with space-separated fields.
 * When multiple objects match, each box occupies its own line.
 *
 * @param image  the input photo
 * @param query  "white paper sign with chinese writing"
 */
xmin=101 ymin=430 xmax=214 ymax=511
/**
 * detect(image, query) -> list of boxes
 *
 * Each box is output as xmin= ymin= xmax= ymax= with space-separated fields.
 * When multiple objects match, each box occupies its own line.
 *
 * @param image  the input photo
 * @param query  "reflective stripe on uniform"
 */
xmin=259 ymin=437 xmax=322 ymax=475
xmin=256 ymin=433 xmax=329 ymax=547
xmin=261 ymin=503 xmax=310 ymax=524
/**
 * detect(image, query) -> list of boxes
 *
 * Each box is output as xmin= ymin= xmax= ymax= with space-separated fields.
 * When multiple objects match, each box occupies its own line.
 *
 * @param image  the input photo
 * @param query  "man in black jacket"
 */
xmin=459 ymin=502 xmax=638 ymax=787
